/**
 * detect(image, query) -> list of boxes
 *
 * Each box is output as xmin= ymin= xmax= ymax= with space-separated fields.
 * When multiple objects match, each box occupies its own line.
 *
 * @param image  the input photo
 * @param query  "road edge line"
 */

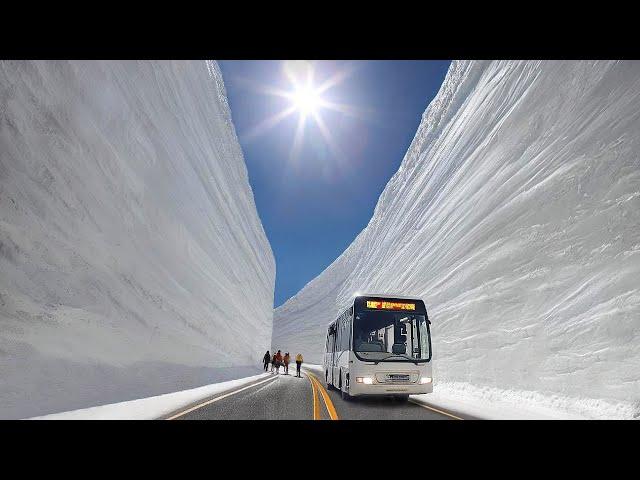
xmin=165 ymin=374 xmax=278 ymax=420
xmin=408 ymin=398 xmax=464 ymax=420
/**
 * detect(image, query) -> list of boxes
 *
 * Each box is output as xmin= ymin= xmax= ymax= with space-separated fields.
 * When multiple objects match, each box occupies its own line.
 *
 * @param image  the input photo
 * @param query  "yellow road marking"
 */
xmin=408 ymin=399 xmax=464 ymax=420
xmin=166 ymin=375 xmax=277 ymax=420
xmin=307 ymin=372 xmax=339 ymax=420
xmin=306 ymin=372 xmax=321 ymax=420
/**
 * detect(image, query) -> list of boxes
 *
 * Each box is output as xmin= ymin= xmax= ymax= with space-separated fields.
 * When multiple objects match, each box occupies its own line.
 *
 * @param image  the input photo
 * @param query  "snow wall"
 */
xmin=0 ymin=61 xmax=275 ymax=419
xmin=273 ymin=61 xmax=640 ymax=418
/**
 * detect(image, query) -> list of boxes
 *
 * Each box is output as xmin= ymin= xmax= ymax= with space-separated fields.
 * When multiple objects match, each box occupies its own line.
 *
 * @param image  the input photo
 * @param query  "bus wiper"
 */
xmin=374 ymin=354 xmax=419 ymax=365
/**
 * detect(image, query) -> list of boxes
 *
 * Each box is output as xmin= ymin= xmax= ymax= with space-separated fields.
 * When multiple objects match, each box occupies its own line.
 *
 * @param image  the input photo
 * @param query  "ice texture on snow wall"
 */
xmin=0 ymin=61 xmax=275 ymax=418
xmin=273 ymin=61 xmax=640 ymax=415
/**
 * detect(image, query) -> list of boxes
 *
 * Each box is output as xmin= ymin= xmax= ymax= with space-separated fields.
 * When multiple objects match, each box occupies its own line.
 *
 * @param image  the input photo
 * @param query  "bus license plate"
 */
xmin=388 ymin=374 xmax=410 ymax=382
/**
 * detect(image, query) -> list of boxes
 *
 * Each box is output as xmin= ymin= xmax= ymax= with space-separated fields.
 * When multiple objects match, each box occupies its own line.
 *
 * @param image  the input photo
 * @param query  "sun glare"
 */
xmin=292 ymin=86 xmax=320 ymax=115
xmin=242 ymin=60 xmax=363 ymax=162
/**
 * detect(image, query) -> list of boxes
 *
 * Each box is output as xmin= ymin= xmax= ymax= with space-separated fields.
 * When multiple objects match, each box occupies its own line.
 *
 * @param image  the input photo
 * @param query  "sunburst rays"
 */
xmin=240 ymin=61 xmax=363 ymax=164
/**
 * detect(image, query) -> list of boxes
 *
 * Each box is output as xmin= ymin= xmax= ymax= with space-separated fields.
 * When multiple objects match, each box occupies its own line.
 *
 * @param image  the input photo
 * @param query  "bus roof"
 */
xmin=328 ymin=293 xmax=426 ymax=327
xmin=355 ymin=292 xmax=424 ymax=301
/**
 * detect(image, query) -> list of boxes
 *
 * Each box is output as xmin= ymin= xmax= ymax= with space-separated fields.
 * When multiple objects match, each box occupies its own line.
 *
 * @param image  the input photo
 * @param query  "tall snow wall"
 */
xmin=0 ymin=61 xmax=275 ymax=418
xmin=273 ymin=61 xmax=640 ymax=417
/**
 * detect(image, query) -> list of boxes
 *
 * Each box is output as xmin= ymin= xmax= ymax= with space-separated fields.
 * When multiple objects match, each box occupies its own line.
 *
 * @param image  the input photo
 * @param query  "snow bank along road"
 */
xmin=164 ymin=365 xmax=471 ymax=420
xmin=0 ymin=60 xmax=275 ymax=419
xmin=272 ymin=61 xmax=640 ymax=420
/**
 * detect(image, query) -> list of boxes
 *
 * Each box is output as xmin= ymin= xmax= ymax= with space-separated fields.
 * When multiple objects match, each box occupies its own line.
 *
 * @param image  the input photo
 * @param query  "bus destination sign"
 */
xmin=366 ymin=300 xmax=416 ymax=311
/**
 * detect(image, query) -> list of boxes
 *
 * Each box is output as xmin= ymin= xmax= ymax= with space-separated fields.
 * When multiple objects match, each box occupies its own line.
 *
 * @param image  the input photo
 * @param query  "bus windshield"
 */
xmin=352 ymin=311 xmax=431 ymax=362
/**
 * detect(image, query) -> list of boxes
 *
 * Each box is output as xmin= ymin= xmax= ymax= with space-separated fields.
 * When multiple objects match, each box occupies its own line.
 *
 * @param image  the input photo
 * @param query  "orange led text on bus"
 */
xmin=366 ymin=300 xmax=416 ymax=311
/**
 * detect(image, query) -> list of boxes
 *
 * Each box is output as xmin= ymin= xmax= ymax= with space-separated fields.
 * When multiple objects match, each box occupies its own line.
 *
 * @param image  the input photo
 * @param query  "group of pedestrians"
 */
xmin=262 ymin=350 xmax=303 ymax=377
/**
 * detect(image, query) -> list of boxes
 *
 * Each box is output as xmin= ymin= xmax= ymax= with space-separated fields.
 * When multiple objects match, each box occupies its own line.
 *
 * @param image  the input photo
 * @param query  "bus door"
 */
xmin=328 ymin=323 xmax=337 ymax=384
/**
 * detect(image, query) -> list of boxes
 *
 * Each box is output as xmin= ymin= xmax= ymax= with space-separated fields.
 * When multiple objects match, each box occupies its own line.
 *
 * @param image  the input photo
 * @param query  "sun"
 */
xmin=240 ymin=60 xmax=363 ymax=162
xmin=292 ymin=86 xmax=321 ymax=115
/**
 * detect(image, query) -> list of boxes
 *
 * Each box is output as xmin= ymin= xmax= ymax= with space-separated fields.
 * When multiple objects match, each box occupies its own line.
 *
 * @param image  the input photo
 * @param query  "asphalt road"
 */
xmin=168 ymin=366 xmax=470 ymax=420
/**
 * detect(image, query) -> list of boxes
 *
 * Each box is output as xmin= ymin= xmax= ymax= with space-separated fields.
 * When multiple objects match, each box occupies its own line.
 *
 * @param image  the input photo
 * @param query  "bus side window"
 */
xmin=344 ymin=318 xmax=349 ymax=351
xmin=332 ymin=326 xmax=337 ymax=354
xmin=343 ymin=318 xmax=349 ymax=351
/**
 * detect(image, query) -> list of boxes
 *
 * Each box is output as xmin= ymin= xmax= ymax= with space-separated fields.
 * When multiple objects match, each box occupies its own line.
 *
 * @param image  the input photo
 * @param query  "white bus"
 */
xmin=323 ymin=293 xmax=433 ymax=402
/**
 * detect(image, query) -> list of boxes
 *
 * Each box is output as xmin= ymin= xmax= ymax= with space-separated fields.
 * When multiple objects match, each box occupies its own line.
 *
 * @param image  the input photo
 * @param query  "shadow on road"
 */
xmin=339 ymin=396 xmax=412 ymax=408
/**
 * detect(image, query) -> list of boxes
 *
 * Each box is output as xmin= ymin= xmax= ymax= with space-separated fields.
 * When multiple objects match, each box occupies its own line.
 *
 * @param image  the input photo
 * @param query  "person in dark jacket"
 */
xmin=263 ymin=351 xmax=270 ymax=371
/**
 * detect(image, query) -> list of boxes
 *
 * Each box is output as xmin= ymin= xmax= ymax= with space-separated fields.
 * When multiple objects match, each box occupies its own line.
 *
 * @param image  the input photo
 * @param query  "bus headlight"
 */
xmin=356 ymin=377 xmax=373 ymax=384
xmin=420 ymin=377 xmax=433 ymax=384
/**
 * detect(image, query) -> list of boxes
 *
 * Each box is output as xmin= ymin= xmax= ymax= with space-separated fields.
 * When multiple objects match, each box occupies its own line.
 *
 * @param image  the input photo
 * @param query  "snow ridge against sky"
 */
xmin=273 ymin=60 xmax=640 ymax=418
xmin=0 ymin=61 xmax=275 ymax=419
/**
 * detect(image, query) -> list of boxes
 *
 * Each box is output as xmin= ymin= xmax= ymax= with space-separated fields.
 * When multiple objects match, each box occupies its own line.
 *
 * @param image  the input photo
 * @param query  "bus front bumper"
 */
xmin=349 ymin=382 xmax=433 ymax=397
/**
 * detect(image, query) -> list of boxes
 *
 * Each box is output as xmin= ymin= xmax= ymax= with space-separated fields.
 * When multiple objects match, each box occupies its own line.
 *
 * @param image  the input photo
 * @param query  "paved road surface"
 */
xmin=167 ymin=366 xmax=471 ymax=420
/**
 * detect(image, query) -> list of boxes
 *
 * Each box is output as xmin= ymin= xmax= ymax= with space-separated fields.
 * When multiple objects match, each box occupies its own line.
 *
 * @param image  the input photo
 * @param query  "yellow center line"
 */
xmin=306 ymin=372 xmax=321 ymax=420
xmin=307 ymin=371 xmax=339 ymax=420
xmin=408 ymin=398 xmax=464 ymax=420
xmin=165 ymin=375 xmax=277 ymax=420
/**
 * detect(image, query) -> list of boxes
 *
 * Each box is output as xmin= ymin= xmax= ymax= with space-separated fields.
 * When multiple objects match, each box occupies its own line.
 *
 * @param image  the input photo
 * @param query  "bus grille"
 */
xmin=375 ymin=373 xmax=418 ymax=384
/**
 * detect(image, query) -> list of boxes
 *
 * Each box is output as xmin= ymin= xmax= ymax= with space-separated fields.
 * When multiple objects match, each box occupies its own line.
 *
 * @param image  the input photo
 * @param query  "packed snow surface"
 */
xmin=273 ymin=61 xmax=640 ymax=419
xmin=0 ymin=61 xmax=275 ymax=419
xmin=301 ymin=363 xmax=616 ymax=419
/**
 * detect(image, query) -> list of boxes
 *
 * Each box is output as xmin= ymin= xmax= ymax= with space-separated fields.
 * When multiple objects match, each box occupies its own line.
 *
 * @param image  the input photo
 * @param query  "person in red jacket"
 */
xmin=274 ymin=350 xmax=283 ymax=374
xmin=283 ymin=352 xmax=290 ymax=375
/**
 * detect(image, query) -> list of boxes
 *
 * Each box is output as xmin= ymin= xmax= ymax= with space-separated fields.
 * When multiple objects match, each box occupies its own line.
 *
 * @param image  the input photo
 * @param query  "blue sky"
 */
xmin=218 ymin=60 xmax=451 ymax=307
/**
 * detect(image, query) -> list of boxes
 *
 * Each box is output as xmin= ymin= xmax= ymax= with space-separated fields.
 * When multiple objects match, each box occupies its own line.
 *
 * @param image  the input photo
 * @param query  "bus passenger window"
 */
xmin=343 ymin=322 xmax=347 ymax=351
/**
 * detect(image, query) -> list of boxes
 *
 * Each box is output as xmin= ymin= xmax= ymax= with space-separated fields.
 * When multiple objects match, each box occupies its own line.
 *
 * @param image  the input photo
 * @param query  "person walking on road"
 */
xmin=263 ymin=351 xmax=270 ymax=372
xmin=270 ymin=352 xmax=277 ymax=373
xmin=295 ymin=353 xmax=303 ymax=377
xmin=283 ymin=352 xmax=290 ymax=375
xmin=275 ymin=350 xmax=283 ymax=374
